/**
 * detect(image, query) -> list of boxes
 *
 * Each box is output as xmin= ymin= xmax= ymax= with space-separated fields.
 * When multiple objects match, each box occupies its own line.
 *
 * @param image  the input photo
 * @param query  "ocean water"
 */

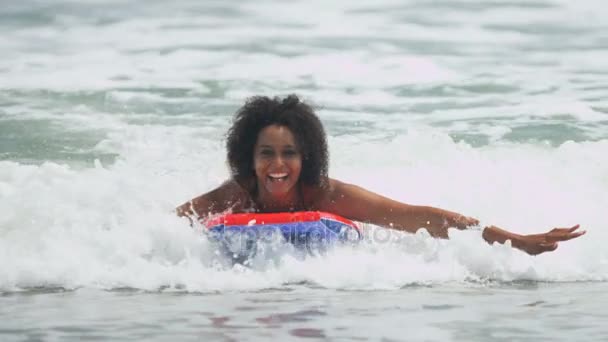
xmin=1 ymin=0 xmax=608 ymax=340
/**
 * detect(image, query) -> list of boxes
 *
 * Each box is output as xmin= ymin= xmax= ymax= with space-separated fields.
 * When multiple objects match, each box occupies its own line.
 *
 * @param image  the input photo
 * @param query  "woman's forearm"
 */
xmin=481 ymin=225 xmax=524 ymax=249
xmin=395 ymin=209 xmax=532 ymax=253
xmin=390 ymin=205 xmax=469 ymax=238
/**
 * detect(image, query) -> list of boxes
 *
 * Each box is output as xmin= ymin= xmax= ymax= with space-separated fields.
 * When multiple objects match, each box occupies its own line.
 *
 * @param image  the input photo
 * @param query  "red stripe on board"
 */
xmin=202 ymin=211 xmax=358 ymax=230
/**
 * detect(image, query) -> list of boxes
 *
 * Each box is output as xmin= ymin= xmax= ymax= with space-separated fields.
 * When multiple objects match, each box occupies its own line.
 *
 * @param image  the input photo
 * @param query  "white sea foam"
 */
xmin=2 ymin=0 xmax=608 ymax=294
xmin=1 ymin=126 xmax=606 ymax=292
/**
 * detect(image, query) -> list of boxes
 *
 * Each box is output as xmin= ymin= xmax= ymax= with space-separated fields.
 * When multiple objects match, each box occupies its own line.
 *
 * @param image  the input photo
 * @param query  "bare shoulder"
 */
xmin=176 ymin=179 xmax=252 ymax=218
xmin=324 ymin=178 xmax=366 ymax=198
xmin=303 ymin=178 xmax=356 ymax=210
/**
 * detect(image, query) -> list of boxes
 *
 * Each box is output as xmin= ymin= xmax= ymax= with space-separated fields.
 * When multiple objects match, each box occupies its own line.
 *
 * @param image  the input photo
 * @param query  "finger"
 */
xmin=459 ymin=217 xmax=478 ymax=227
xmin=551 ymin=225 xmax=580 ymax=234
xmin=550 ymin=226 xmax=578 ymax=234
xmin=567 ymin=224 xmax=581 ymax=233
xmin=549 ymin=230 xmax=586 ymax=242
xmin=563 ymin=230 xmax=587 ymax=241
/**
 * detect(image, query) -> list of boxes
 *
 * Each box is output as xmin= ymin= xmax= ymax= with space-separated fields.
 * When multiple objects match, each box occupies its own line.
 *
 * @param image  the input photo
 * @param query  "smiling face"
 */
xmin=253 ymin=124 xmax=302 ymax=204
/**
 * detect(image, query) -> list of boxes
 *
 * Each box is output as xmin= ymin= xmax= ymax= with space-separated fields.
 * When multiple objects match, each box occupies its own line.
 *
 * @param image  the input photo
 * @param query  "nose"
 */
xmin=271 ymin=154 xmax=285 ymax=167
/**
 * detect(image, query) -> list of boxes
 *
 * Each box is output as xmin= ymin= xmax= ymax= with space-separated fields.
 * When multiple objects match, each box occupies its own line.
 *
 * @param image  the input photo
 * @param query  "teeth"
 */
xmin=269 ymin=173 xmax=288 ymax=178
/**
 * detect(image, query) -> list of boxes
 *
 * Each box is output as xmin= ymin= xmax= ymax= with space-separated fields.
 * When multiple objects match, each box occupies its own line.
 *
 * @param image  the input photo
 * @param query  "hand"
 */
xmin=450 ymin=215 xmax=480 ymax=230
xmin=515 ymin=225 xmax=586 ymax=255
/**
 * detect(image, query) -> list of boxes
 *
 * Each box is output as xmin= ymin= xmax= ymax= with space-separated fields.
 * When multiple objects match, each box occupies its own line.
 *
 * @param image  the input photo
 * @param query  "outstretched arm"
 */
xmin=318 ymin=179 xmax=477 ymax=238
xmin=318 ymin=179 xmax=585 ymax=255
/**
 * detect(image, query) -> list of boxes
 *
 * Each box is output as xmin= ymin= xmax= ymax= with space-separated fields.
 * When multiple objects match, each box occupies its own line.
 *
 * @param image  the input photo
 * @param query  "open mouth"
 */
xmin=268 ymin=173 xmax=288 ymax=182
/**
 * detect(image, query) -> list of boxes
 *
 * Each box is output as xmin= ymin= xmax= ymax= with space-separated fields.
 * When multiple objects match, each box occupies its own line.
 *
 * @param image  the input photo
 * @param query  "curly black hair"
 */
xmin=226 ymin=94 xmax=329 ymax=188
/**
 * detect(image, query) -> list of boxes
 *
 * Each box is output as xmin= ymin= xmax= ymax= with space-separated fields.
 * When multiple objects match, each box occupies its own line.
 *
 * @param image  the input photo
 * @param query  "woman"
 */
xmin=177 ymin=95 xmax=585 ymax=255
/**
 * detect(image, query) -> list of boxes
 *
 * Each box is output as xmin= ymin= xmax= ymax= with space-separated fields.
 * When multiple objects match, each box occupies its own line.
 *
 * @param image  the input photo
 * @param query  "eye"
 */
xmin=283 ymin=149 xmax=299 ymax=158
xmin=259 ymin=149 xmax=274 ymax=157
